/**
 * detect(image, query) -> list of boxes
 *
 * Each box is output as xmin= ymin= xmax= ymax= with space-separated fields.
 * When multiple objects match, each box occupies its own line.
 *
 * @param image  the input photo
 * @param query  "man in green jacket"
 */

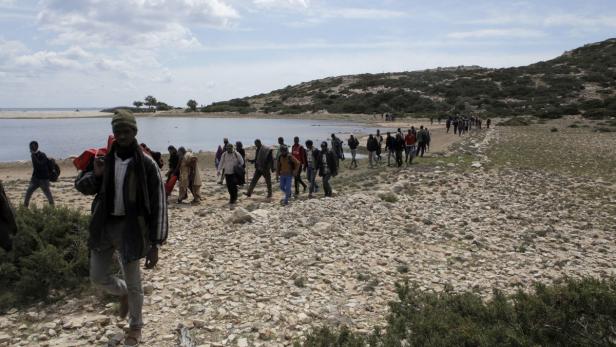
xmin=75 ymin=110 xmax=168 ymax=346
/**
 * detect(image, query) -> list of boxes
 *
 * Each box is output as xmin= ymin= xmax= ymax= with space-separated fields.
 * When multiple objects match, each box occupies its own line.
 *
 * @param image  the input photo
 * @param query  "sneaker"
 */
xmin=243 ymin=192 xmax=251 ymax=197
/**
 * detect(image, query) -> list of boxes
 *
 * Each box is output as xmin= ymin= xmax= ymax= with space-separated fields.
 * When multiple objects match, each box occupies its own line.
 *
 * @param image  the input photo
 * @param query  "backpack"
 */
xmin=49 ymin=159 xmax=61 ymax=182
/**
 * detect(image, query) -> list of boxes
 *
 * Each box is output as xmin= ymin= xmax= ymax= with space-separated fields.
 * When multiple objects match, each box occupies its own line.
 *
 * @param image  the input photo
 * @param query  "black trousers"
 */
xmin=322 ymin=174 xmax=332 ymax=197
xmin=294 ymin=165 xmax=307 ymax=194
xmin=225 ymin=174 xmax=238 ymax=203
xmin=247 ymin=169 xmax=272 ymax=197
xmin=24 ymin=178 xmax=54 ymax=207
xmin=416 ymin=142 xmax=427 ymax=157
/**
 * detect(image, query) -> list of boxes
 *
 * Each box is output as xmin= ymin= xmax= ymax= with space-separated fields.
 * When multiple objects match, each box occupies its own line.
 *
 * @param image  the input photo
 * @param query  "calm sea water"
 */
xmin=0 ymin=117 xmax=376 ymax=162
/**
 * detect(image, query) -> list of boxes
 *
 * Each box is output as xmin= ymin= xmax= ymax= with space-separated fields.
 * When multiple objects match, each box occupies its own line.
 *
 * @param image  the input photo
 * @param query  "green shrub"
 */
xmin=0 ymin=206 xmax=89 ymax=310
xmin=298 ymin=277 xmax=616 ymax=347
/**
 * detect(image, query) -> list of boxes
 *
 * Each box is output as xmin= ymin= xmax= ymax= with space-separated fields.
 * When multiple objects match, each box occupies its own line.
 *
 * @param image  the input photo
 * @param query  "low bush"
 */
xmin=298 ymin=277 xmax=616 ymax=347
xmin=0 ymin=206 xmax=90 ymax=311
xmin=497 ymin=118 xmax=530 ymax=126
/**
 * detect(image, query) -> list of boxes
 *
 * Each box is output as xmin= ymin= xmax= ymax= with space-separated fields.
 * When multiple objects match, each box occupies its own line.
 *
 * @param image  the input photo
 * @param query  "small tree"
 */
xmin=144 ymin=95 xmax=157 ymax=110
xmin=186 ymin=99 xmax=198 ymax=112
xmin=133 ymin=101 xmax=144 ymax=108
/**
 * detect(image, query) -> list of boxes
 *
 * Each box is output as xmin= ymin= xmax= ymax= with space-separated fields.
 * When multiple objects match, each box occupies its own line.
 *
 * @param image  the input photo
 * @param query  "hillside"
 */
xmin=203 ymin=38 xmax=616 ymax=119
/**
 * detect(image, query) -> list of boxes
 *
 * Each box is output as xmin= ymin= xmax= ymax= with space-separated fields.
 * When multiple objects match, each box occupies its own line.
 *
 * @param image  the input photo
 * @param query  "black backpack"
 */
xmin=49 ymin=159 xmax=61 ymax=182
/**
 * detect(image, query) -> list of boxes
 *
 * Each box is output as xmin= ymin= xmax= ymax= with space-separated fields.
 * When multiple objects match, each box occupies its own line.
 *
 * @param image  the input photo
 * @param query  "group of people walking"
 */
xmin=12 ymin=108 xmax=496 ymax=346
xmin=445 ymin=114 xmax=491 ymax=135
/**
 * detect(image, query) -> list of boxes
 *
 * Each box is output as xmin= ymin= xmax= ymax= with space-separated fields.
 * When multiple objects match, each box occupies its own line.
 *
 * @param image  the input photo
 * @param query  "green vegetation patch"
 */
xmin=298 ymin=277 xmax=616 ymax=347
xmin=0 ymin=206 xmax=90 ymax=311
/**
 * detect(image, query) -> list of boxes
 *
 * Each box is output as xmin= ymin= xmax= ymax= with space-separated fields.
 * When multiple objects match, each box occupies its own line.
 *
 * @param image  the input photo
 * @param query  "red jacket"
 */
xmin=291 ymin=144 xmax=307 ymax=165
xmin=405 ymin=133 xmax=417 ymax=145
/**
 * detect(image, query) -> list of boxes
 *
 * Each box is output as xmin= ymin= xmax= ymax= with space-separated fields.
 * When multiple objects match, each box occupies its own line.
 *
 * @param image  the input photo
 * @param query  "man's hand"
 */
xmin=145 ymin=246 xmax=159 ymax=269
xmin=93 ymin=157 xmax=105 ymax=177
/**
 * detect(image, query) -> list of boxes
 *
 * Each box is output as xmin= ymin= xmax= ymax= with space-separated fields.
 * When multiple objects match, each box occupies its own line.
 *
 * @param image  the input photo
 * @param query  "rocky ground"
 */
xmin=1 ymin=116 xmax=615 ymax=347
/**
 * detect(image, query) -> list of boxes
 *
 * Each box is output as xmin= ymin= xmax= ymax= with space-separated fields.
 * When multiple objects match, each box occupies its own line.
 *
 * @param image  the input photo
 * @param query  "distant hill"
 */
xmin=202 ymin=38 xmax=616 ymax=119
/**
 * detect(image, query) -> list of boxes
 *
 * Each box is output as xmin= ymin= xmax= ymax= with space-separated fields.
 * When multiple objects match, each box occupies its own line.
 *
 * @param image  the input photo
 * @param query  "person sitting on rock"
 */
xmin=74 ymin=110 xmax=168 ymax=347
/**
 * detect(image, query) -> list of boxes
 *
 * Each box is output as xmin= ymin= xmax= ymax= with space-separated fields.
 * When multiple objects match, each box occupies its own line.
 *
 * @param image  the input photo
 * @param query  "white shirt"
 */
xmin=112 ymin=154 xmax=132 ymax=216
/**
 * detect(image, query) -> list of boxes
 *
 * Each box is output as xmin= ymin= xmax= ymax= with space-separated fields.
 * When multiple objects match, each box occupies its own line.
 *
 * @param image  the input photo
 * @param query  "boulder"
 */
xmin=227 ymin=208 xmax=254 ymax=224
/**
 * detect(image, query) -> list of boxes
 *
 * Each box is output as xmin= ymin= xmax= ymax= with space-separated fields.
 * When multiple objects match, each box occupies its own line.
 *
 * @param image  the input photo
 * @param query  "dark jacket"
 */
xmin=75 ymin=144 xmax=168 ymax=263
xmin=367 ymin=137 xmax=379 ymax=152
xmin=168 ymin=152 xmax=180 ymax=176
xmin=31 ymin=151 xmax=51 ymax=180
xmin=347 ymin=137 xmax=359 ymax=150
xmin=316 ymin=150 xmax=338 ymax=177
xmin=254 ymin=145 xmax=274 ymax=172
xmin=0 ymin=181 xmax=17 ymax=251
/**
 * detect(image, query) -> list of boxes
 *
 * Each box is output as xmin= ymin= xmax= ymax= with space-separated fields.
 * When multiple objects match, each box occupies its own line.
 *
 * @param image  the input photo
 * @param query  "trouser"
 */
xmin=294 ymin=166 xmax=307 ymax=194
xmin=446 ymin=126 xmax=450 ymax=133
xmin=376 ymin=148 xmax=382 ymax=160
xmin=368 ymin=151 xmax=376 ymax=167
xmin=179 ymin=183 xmax=201 ymax=202
xmin=395 ymin=150 xmax=403 ymax=167
xmin=454 ymin=126 xmax=458 ymax=134
xmin=322 ymin=174 xmax=332 ymax=197
xmin=405 ymin=145 xmax=416 ymax=163
xmin=306 ymin=166 xmax=319 ymax=194
xmin=279 ymin=175 xmax=292 ymax=204
xmin=416 ymin=142 xmax=426 ymax=157
xmin=247 ymin=169 xmax=272 ymax=197
xmin=225 ymin=174 xmax=238 ymax=203
xmin=90 ymin=217 xmax=143 ymax=329
xmin=350 ymin=149 xmax=357 ymax=168
xmin=24 ymin=178 xmax=54 ymax=207
xmin=387 ymin=150 xmax=395 ymax=166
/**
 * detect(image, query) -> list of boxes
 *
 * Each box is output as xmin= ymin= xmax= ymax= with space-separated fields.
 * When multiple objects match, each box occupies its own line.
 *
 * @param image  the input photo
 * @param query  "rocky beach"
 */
xmin=0 ymin=116 xmax=615 ymax=347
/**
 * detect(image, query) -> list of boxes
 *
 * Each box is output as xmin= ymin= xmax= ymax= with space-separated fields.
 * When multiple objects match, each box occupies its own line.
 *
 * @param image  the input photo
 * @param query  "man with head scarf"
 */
xmin=177 ymin=147 xmax=202 ymax=204
xmin=74 ymin=110 xmax=168 ymax=347
xmin=218 ymin=143 xmax=244 ymax=205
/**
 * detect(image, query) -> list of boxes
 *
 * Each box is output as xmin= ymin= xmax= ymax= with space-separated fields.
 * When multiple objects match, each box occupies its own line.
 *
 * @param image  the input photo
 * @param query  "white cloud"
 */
xmin=323 ymin=8 xmax=407 ymax=20
xmin=37 ymin=0 xmax=240 ymax=49
xmin=447 ymin=29 xmax=546 ymax=40
xmin=253 ymin=0 xmax=309 ymax=8
xmin=544 ymin=14 xmax=616 ymax=28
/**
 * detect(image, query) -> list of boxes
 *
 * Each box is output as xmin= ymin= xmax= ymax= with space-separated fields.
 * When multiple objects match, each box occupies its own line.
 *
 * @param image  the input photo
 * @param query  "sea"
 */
xmin=0 ymin=109 xmax=376 ymax=162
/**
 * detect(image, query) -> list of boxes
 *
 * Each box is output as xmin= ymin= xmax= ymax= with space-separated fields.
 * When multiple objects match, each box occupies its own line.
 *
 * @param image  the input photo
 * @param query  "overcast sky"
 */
xmin=0 ymin=0 xmax=614 ymax=108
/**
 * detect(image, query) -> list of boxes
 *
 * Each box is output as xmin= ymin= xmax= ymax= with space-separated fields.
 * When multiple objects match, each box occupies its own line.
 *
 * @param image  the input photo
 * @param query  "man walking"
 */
xmin=178 ymin=147 xmax=202 ymax=204
xmin=416 ymin=126 xmax=428 ymax=158
xmin=291 ymin=136 xmax=307 ymax=196
xmin=404 ymin=129 xmax=417 ymax=165
xmin=305 ymin=140 xmax=320 ymax=198
xmin=347 ymin=135 xmax=359 ymax=169
xmin=75 ymin=110 xmax=168 ymax=347
xmin=217 ymin=144 xmax=244 ymax=205
xmin=385 ymin=132 xmax=395 ymax=166
xmin=276 ymin=145 xmax=299 ymax=206
xmin=24 ymin=141 xmax=55 ymax=207
xmin=316 ymin=142 xmax=338 ymax=197
xmin=245 ymin=139 xmax=274 ymax=199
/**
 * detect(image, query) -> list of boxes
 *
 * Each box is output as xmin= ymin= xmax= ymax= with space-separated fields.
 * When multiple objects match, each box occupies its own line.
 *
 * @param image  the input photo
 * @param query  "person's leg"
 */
xmin=178 ymin=182 xmax=188 ymax=202
xmin=263 ymin=170 xmax=273 ymax=198
xmin=322 ymin=174 xmax=331 ymax=196
xmin=307 ymin=167 xmax=315 ymax=196
xmin=225 ymin=174 xmax=235 ymax=203
xmin=39 ymin=179 xmax=54 ymax=205
xmin=246 ymin=170 xmax=261 ymax=196
xmin=123 ymin=258 xmax=144 ymax=330
xmin=280 ymin=175 xmax=291 ymax=204
xmin=189 ymin=184 xmax=201 ymax=202
xmin=23 ymin=179 xmax=40 ymax=207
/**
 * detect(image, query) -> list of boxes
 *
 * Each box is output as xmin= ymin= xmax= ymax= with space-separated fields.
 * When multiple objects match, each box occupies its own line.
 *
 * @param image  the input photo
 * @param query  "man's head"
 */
xmin=111 ymin=110 xmax=138 ymax=148
xmin=278 ymin=137 xmax=284 ymax=145
xmin=178 ymin=147 xmax=186 ymax=155
xmin=294 ymin=136 xmax=299 ymax=144
xmin=376 ymin=129 xmax=380 ymax=135
xmin=226 ymin=143 xmax=234 ymax=153
xmin=236 ymin=141 xmax=243 ymax=149
xmin=407 ymin=129 xmax=411 ymax=134
xmin=279 ymin=145 xmax=289 ymax=157
xmin=330 ymin=133 xmax=335 ymax=138
xmin=420 ymin=126 xmax=424 ymax=129
xmin=305 ymin=140 xmax=313 ymax=148
xmin=168 ymin=145 xmax=177 ymax=154
xmin=254 ymin=139 xmax=262 ymax=148
xmin=387 ymin=132 xmax=391 ymax=136
xmin=320 ymin=141 xmax=328 ymax=150
xmin=29 ymin=141 xmax=38 ymax=153
xmin=223 ymin=138 xmax=229 ymax=145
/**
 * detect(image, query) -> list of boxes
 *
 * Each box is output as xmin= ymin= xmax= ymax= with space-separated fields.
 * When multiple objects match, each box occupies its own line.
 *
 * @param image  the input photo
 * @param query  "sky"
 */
xmin=0 ymin=0 xmax=615 ymax=108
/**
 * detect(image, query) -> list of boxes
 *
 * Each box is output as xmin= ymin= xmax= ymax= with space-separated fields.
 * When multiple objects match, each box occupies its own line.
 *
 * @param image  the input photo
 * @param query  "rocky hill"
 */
xmin=203 ymin=38 xmax=616 ymax=119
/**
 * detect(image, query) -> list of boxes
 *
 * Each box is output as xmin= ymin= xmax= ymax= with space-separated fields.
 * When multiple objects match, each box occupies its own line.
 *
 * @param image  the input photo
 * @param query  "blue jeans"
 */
xmin=279 ymin=175 xmax=292 ymax=204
